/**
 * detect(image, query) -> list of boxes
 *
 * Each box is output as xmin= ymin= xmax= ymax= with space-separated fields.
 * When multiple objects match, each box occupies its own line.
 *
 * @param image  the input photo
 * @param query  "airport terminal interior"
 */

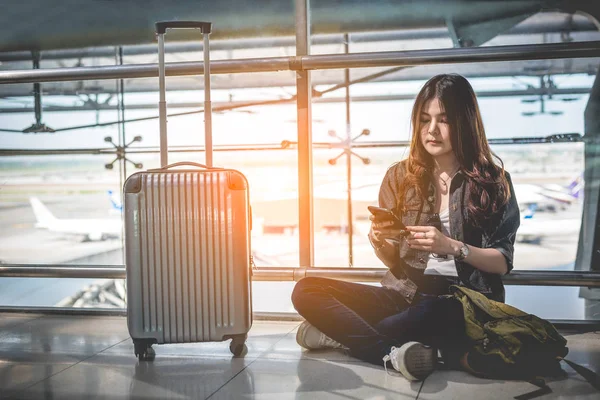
xmin=2 ymin=0 xmax=600 ymax=398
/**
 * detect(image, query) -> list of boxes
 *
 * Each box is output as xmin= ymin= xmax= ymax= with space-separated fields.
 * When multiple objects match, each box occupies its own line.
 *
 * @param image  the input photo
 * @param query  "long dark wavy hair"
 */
xmin=397 ymin=74 xmax=510 ymax=226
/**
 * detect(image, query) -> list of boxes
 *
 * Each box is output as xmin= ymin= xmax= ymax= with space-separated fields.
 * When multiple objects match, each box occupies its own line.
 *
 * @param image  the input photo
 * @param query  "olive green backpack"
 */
xmin=450 ymin=285 xmax=600 ymax=399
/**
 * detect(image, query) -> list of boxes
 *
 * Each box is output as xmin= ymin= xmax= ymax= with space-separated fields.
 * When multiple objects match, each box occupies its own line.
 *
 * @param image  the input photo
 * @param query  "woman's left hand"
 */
xmin=405 ymin=225 xmax=455 ymax=255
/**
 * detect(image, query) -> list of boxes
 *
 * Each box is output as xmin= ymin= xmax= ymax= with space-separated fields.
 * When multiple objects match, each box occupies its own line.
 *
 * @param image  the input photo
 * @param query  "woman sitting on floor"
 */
xmin=291 ymin=73 xmax=520 ymax=381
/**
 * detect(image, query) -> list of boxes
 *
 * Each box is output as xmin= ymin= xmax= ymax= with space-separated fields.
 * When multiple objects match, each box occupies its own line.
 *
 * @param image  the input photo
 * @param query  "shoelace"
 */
xmin=382 ymin=346 xmax=400 ymax=375
xmin=319 ymin=334 xmax=345 ymax=349
xmin=320 ymin=336 xmax=333 ymax=347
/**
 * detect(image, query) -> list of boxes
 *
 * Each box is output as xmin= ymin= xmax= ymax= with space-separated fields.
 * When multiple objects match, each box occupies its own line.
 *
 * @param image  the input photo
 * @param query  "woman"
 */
xmin=291 ymin=74 xmax=520 ymax=381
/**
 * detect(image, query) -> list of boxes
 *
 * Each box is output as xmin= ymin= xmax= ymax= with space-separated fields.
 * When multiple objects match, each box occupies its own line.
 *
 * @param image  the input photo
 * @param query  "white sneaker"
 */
xmin=296 ymin=321 xmax=347 ymax=350
xmin=383 ymin=342 xmax=437 ymax=381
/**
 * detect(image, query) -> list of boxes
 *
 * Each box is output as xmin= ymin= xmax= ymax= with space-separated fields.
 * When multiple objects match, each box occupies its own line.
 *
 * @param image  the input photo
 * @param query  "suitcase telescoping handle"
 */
xmin=155 ymin=21 xmax=212 ymax=34
xmin=155 ymin=21 xmax=213 ymax=169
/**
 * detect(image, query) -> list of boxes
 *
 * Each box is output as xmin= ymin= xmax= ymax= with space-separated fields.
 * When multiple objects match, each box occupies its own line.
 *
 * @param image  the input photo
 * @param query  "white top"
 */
xmin=424 ymin=208 xmax=458 ymax=277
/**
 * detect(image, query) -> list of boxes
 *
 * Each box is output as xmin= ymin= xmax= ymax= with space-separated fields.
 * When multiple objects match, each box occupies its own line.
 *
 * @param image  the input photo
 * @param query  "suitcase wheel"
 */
xmin=134 ymin=339 xmax=156 ymax=362
xmin=229 ymin=335 xmax=248 ymax=357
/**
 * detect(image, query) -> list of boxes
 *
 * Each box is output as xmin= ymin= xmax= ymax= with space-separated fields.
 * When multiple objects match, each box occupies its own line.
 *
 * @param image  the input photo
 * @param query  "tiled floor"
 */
xmin=0 ymin=313 xmax=599 ymax=399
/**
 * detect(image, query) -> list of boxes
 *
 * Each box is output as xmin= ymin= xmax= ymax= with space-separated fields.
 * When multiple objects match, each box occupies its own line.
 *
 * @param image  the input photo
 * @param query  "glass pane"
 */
xmin=0 ymin=154 xmax=124 ymax=307
xmin=0 ymin=154 xmax=124 ymax=265
xmin=506 ymin=286 xmax=587 ymax=321
xmin=311 ymin=73 xmax=591 ymax=266
xmin=1 ymin=51 xmax=598 ymax=320
xmin=306 ymin=70 xmax=595 ymax=320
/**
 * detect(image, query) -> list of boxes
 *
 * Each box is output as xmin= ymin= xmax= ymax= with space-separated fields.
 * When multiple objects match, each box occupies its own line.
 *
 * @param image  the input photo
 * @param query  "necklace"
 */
xmin=437 ymin=167 xmax=459 ymax=188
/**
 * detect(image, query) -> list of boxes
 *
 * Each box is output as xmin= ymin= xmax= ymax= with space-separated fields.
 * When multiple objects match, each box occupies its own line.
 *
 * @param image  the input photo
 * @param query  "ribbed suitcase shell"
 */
xmin=124 ymin=169 xmax=252 ymax=344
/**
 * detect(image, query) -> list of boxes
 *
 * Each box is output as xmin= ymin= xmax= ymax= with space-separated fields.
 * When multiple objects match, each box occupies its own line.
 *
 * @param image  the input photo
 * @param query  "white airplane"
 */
xmin=28 ymin=197 xmax=288 ymax=267
xmin=516 ymin=206 xmax=581 ymax=244
xmin=513 ymin=175 xmax=582 ymax=213
xmin=29 ymin=197 xmax=122 ymax=242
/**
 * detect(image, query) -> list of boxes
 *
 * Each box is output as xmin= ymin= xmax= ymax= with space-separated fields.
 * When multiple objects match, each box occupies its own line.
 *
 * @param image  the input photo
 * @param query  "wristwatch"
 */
xmin=455 ymin=242 xmax=470 ymax=261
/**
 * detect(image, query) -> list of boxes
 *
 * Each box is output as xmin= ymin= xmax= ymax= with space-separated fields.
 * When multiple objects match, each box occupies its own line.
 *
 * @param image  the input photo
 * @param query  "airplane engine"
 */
xmin=85 ymin=232 xmax=105 ymax=242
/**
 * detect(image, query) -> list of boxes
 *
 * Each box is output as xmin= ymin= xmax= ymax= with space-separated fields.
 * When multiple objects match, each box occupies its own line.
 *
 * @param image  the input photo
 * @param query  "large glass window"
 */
xmin=0 ymin=27 xmax=598 ymax=319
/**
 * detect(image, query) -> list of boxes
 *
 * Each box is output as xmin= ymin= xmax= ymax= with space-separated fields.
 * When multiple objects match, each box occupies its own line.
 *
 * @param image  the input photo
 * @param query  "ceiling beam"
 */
xmin=0 ymin=12 xmax=597 ymax=62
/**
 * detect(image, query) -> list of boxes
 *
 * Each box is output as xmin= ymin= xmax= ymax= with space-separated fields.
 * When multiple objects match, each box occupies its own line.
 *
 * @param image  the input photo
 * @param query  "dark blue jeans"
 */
xmin=291 ymin=277 xmax=466 ymax=367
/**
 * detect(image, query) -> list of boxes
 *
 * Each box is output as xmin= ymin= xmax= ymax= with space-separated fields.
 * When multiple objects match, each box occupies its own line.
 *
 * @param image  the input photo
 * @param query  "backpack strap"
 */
xmin=562 ymin=358 xmax=600 ymax=391
xmin=514 ymin=359 xmax=600 ymax=399
xmin=513 ymin=378 xmax=551 ymax=400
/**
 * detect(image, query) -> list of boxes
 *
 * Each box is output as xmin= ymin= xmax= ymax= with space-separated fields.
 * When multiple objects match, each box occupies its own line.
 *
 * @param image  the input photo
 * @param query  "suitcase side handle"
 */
xmin=155 ymin=21 xmax=212 ymax=34
xmin=149 ymin=161 xmax=223 ymax=171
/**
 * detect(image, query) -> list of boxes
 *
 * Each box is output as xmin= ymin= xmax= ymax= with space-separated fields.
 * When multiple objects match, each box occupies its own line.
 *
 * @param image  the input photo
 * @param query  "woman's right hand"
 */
xmin=369 ymin=216 xmax=404 ymax=267
xmin=369 ymin=215 xmax=406 ymax=244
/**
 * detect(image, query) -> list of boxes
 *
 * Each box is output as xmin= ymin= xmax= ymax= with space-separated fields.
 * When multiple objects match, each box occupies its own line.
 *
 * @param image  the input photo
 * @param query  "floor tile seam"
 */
xmin=0 ymin=360 xmax=76 ymax=398
xmin=204 ymin=323 xmax=302 ymax=399
xmin=205 ymin=354 xmax=425 ymax=399
xmin=257 ymin=322 xmax=305 ymax=355
xmin=8 ymin=355 xmax=92 ymax=397
xmin=119 ymin=352 xmax=383 ymax=365
xmin=252 ymin=355 xmax=370 ymax=364
xmin=0 ymin=315 xmax=48 ymax=340
xmin=250 ymin=321 xmax=302 ymax=355
xmin=415 ymin=378 xmax=426 ymax=400
xmin=240 ymin=322 xmax=302 ymax=364
xmin=100 ymin=323 xmax=301 ymax=360
xmin=11 ymin=336 xmax=131 ymax=396
xmin=100 ymin=352 xmax=263 ymax=360
xmin=95 ymin=337 xmax=137 ymax=356
xmin=204 ymin=351 xmax=264 ymax=400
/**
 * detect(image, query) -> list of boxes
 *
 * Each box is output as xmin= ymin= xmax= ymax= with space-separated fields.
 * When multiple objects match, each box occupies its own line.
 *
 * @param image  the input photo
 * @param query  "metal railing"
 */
xmin=0 ymin=132 xmax=585 ymax=158
xmin=1 ymin=264 xmax=600 ymax=287
xmin=1 ymin=265 xmax=599 ymax=326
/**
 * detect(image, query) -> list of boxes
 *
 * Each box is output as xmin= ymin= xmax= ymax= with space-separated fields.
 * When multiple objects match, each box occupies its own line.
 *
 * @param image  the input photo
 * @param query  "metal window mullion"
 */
xmin=296 ymin=0 xmax=314 ymax=268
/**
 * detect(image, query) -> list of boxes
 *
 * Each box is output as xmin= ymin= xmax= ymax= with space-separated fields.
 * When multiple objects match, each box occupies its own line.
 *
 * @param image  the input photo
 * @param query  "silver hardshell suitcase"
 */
xmin=123 ymin=21 xmax=252 ymax=361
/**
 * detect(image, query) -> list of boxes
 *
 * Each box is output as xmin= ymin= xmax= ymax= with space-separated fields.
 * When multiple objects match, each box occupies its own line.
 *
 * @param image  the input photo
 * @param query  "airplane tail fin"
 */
xmin=107 ymin=190 xmax=122 ymax=212
xmin=567 ymin=176 xmax=583 ymax=199
xmin=29 ymin=197 xmax=58 ymax=228
xmin=523 ymin=204 xmax=536 ymax=219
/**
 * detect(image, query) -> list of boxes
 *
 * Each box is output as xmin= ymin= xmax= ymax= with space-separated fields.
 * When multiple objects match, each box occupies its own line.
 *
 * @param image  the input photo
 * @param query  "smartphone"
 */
xmin=368 ymin=206 xmax=396 ymax=219
xmin=367 ymin=206 xmax=408 ymax=233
